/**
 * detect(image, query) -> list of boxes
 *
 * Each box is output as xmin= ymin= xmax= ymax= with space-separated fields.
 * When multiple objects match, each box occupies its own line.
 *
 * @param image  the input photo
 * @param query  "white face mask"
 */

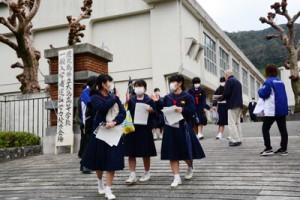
xmin=155 ymin=91 xmax=160 ymax=96
xmin=169 ymin=82 xmax=177 ymax=91
xmin=194 ymin=83 xmax=200 ymax=89
xmin=220 ymin=82 xmax=225 ymax=87
xmin=109 ymin=83 xmax=115 ymax=92
xmin=134 ymin=87 xmax=145 ymax=95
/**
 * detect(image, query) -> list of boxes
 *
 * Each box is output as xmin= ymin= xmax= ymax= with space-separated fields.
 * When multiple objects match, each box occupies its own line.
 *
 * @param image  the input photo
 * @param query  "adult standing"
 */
xmin=258 ymin=64 xmax=289 ymax=156
xmin=151 ymin=75 xmax=205 ymax=188
xmin=152 ymin=88 xmax=164 ymax=139
xmin=248 ymin=98 xmax=257 ymax=122
xmin=188 ymin=77 xmax=210 ymax=140
xmin=212 ymin=77 xmax=228 ymax=140
xmin=81 ymin=74 xmax=126 ymax=200
xmin=218 ymin=70 xmax=243 ymax=147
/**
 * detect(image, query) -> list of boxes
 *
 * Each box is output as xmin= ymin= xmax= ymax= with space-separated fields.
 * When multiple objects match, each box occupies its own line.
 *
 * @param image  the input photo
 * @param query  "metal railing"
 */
xmin=0 ymin=92 xmax=50 ymax=138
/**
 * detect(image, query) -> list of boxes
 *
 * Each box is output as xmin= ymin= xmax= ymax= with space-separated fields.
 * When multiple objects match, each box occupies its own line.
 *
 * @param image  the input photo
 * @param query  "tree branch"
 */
xmin=290 ymin=10 xmax=300 ymax=24
xmin=11 ymin=62 xmax=24 ymax=69
xmin=0 ymin=34 xmax=18 ymax=51
xmin=26 ymin=0 xmax=40 ymax=23
xmin=0 ymin=17 xmax=17 ymax=33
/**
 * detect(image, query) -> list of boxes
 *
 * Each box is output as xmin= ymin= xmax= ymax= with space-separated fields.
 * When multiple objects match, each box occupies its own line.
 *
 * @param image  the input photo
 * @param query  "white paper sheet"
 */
xmin=134 ymin=103 xmax=150 ymax=125
xmin=94 ymin=124 xmax=123 ymax=147
xmin=253 ymin=98 xmax=264 ymax=116
xmin=161 ymin=106 xmax=184 ymax=126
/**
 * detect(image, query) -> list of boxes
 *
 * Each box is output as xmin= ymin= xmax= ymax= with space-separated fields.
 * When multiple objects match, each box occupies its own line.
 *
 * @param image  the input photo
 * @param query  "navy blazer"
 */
xmin=219 ymin=75 xmax=243 ymax=109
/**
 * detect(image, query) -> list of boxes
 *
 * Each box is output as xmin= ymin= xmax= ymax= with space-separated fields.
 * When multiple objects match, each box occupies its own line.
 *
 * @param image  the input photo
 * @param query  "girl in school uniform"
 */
xmin=151 ymin=75 xmax=205 ymax=188
xmin=188 ymin=77 xmax=211 ymax=140
xmin=81 ymin=74 xmax=126 ymax=200
xmin=124 ymin=79 xmax=157 ymax=184
xmin=212 ymin=77 xmax=228 ymax=140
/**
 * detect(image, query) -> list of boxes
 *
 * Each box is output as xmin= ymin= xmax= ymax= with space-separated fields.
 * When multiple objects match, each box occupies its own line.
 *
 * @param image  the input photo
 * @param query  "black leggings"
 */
xmin=262 ymin=116 xmax=288 ymax=150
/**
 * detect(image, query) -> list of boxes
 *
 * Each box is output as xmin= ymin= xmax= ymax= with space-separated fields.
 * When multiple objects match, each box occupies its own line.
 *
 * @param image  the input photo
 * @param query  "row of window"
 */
xmin=204 ymin=33 xmax=260 ymax=97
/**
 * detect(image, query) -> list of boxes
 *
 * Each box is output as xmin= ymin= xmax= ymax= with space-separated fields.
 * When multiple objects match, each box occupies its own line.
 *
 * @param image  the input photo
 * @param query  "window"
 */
xmin=232 ymin=59 xmax=240 ymax=80
xmin=256 ymin=81 xmax=261 ymax=99
xmin=250 ymin=75 xmax=255 ymax=98
xmin=204 ymin=33 xmax=217 ymax=75
xmin=219 ymin=48 xmax=229 ymax=77
xmin=242 ymin=68 xmax=249 ymax=95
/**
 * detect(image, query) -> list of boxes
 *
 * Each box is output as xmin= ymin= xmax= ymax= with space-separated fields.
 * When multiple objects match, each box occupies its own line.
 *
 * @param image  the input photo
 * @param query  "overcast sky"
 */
xmin=196 ymin=0 xmax=300 ymax=32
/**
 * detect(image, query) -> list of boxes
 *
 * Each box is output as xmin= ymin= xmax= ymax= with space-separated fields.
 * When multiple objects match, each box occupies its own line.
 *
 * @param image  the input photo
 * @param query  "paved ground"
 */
xmin=0 ymin=121 xmax=300 ymax=200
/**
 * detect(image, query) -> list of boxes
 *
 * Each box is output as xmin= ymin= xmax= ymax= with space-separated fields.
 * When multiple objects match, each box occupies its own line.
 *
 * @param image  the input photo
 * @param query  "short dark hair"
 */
xmin=154 ymin=88 xmax=160 ymax=92
xmin=220 ymin=76 xmax=226 ymax=82
xmin=265 ymin=64 xmax=278 ymax=77
xmin=169 ymin=74 xmax=185 ymax=90
xmin=97 ymin=74 xmax=113 ymax=90
xmin=133 ymin=79 xmax=147 ymax=89
xmin=192 ymin=77 xmax=201 ymax=84
xmin=86 ymin=76 xmax=98 ymax=87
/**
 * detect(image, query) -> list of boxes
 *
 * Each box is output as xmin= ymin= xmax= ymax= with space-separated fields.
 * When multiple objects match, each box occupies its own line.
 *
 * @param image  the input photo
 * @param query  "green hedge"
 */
xmin=0 ymin=131 xmax=40 ymax=149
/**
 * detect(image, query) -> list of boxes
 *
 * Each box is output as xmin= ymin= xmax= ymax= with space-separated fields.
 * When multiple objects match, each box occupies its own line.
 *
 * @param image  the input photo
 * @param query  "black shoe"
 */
xmin=229 ymin=141 xmax=242 ymax=147
xmin=82 ymin=166 xmax=92 ymax=174
xmin=274 ymin=148 xmax=288 ymax=156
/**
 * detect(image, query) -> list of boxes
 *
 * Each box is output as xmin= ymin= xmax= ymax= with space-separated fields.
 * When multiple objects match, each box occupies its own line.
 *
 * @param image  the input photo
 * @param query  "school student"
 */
xmin=152 ymin=88 xmax=164 ymax=139
xmin=151 ymin=75 xmax=205 ymax=188
xmin=188 ymin=77 xmax=210 ymax=140
xmin=212 ymin=77 xmax=228 ymax=139
xmin=81 ymin=74 xmax=126 ymax=200
xmin=124 ymin=79 xmax=157 ymax=184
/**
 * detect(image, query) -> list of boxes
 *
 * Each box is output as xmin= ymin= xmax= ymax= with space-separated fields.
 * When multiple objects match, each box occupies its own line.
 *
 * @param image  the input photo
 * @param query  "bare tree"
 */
xmin=259 ymin=0 xmax=300 ymax=112
xmin=0 ymin=0 xmax=41 ymax=93
xmin=67 ymin=0 xmax=93 ymax=46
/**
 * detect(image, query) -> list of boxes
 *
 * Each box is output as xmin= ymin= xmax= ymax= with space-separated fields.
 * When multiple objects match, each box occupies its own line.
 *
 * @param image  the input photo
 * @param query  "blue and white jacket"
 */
xmin=258 ymin=76 xmax=288 ymax=117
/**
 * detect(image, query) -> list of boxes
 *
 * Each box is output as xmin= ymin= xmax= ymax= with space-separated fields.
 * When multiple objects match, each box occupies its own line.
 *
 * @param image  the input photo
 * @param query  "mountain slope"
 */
xmin=225 ymin=24 xmax=300 ymax=69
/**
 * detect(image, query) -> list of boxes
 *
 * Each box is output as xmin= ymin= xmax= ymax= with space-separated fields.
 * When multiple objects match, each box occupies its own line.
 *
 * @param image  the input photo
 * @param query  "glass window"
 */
xmin=242 ymin=68 xmax=249 ymax=95
xmin=204 ymin=33 xmax=217 ymax=75
xmin=250 ymin=75 xmax=255 ymax=98
xmin=232 ymin=59 xmax=240 ymax=80
xmin=219 ymin=47 xmax=229 ymax=77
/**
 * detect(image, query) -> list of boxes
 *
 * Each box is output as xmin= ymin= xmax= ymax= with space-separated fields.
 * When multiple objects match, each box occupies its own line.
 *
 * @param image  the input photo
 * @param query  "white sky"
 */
xmin=196 ymin=0 xmax=300 ymax=32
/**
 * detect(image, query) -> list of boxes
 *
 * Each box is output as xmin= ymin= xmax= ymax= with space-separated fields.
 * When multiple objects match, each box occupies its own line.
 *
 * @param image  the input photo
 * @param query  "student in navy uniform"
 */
xmin=212 ymin=77 xmax=228 ymax=140
xmin=258 ymin=64 xmax=289 ymax=156
xmin=188 ymin=77 xmax=210 ymax=140
xmin=78 ymin=76 xmax=97 ymax=173
xmin=248 ymin=98 xmax=257 ymax=122
xmin=152 ymin=88 xmax=164 ymax=140
xmin=124 ymin=79 xmax=157 ymax=184
xmin=151 ymin=75 xmax=205 ymax=188
xmin=81 ymin=74 xmax=126 ymax=200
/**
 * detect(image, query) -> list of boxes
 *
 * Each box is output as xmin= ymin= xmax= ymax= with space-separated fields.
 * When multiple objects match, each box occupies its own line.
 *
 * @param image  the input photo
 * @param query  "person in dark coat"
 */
xmin=124 ymin=79 xmax=157 ymax=185
xmin=81 ymin=74 xmax=126 ymax=200
xmin=248 ymin=98 xmax=257 ymax=122
xmin=152 ymin=88 xmax=164 ymax=140
xmin=218 ymin=70 xmax=243 ymax=147
xmin=212 ymin=77 xmax=228 ymax=140
xmin=151 ymin=75 xmax=205 ymax=188
xmin=188 ymin=77 xmax=210 ymax=140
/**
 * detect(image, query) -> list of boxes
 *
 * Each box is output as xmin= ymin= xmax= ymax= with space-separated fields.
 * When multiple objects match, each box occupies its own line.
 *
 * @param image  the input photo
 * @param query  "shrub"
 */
xmin=0 ymin=131 xmax=40 ymax=149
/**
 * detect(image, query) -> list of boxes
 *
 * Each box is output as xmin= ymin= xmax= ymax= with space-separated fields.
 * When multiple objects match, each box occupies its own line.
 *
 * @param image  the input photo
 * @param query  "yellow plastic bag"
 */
xmin=122 ymin=110 xmax=135 ymax=134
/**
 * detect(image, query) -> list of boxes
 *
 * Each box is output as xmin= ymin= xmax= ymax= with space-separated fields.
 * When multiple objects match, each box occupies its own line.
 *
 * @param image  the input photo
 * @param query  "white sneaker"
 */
xmin=153 ymin=133 xmax=158 ymax=140
xmin=139 ymin=173 xmax=151 ymax=182
xmin=98 ymin=180 xmax=105 ymax=195
xmin=126 ymin=175 xmax=138 ymax=185
xmin=185 ymin=168 xmax=193 ymax=180
xmin=197 ymin=133 xmax=204 ymax=140
xmin=170 ymin=178 xmax=182 ymax=188
xmin=105 ymin=191 xmax=116 ymax=200
xmin=216 ymin=133 xmax=222 ymax=140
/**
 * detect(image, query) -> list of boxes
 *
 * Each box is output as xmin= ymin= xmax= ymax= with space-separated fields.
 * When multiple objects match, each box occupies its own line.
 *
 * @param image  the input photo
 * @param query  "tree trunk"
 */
xmin=15 ymin=32 xmax=41 ymax=93
xmin=289 ymin=49 xmax=300 ymax=113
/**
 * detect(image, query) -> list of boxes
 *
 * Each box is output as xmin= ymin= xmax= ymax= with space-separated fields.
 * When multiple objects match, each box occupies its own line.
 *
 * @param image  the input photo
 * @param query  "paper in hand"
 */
xmin=94 ymin=124 xmax=123 ymax=147
xmin=134 ymin=103 xmax=150 ymax=125
xmin=161 ymin=106 xmax=183 ymax=126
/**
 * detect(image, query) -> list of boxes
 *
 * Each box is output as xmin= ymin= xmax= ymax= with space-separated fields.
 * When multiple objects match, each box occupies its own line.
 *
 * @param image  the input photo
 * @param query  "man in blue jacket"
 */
xmin=219 ymin=70 xmax=243 ymax=147
xmin=258 ymin=64 xmax=288 ymax=156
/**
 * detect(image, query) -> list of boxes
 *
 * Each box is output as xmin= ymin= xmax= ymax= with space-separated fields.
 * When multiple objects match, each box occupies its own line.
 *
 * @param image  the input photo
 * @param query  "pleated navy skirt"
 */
xmin=81 ymin=133 xmax=125 ymax=171
xmin=124 ymin=125 xmax=157 ymax=157
xmin=217 ymin=104 xmax=228 ymax=126
xmin=161 ymin=123 xmax=205 ymax=160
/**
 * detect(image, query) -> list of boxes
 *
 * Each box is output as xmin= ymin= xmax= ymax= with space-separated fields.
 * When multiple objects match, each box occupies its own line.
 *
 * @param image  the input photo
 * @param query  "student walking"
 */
xmin=188 ymin=77 xmax=210 ymax=140
xmin=212 ymin=77 xmax=228 ymax=140
xmin=81 ymin=75 xmax=126 ymax=200
xmin=258 ymin=64 xmax=289 ymax=156
xmin=151 ymin=75 xmax=205 ymax=188
xmin=124 ymin=79 xmax=157 ymax=185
